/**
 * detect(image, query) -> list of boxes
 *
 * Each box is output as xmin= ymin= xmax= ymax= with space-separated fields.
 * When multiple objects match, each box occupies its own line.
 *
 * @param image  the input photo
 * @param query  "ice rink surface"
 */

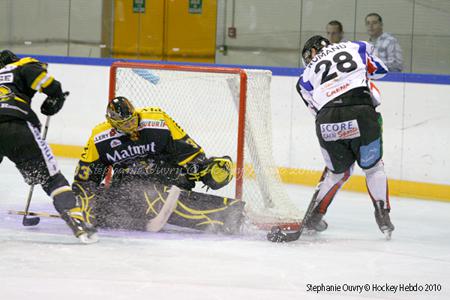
xmin=1 ymin=158 xmax=449 ymax=300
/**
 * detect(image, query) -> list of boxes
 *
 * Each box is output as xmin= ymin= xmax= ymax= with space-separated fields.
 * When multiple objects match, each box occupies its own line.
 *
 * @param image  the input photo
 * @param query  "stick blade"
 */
xmin=22 ymin=216 xmax=40 ymax=226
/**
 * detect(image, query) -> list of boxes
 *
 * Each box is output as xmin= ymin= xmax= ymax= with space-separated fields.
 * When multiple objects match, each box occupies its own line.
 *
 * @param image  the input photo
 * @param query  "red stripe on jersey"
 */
xmin=370 ymin=81 xmax=381 ymax=94
xmin=367 ymin=58 xmax=377 ymax=75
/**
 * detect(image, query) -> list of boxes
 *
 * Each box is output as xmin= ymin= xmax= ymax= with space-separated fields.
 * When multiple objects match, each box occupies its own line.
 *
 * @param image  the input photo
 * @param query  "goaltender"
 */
xmin=72 ymin=96 xmax=245 ymax=233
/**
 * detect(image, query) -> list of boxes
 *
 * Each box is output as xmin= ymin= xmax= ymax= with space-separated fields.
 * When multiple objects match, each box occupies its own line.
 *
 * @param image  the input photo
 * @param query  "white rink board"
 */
xmin=32 ymin=63 xmax=450 ymax=186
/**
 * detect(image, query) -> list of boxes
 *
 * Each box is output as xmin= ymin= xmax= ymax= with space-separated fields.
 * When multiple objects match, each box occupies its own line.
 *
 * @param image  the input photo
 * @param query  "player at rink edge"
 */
xmin=297 ymin=36 xmax=394 ymax=239
xmin=0 ymin=50 xmax=97 ymax=243
xmin=72 ymin=96 xmax=245 ymax=234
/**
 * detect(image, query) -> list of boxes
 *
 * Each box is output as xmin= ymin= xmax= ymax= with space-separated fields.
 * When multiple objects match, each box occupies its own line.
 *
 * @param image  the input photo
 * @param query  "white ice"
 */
xmin=1 ymin=158 xmax=449 ymax=300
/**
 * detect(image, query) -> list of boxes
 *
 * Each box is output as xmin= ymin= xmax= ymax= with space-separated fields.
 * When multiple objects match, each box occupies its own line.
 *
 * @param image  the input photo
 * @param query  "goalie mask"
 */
xmin=106 ymin=96 xmax=139 ymax=140
xmin=301 ymin=35 xmax=330 ymax=66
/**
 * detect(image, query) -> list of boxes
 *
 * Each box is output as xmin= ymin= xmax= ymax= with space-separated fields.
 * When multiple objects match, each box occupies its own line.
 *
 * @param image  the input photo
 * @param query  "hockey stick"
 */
xmin=267 ymin=167 xmax=328 ymax=242
xmin=9 ymin=210 xmax=60 ymax=218
xmin=22 ymin=116 xmax=51 ymax=226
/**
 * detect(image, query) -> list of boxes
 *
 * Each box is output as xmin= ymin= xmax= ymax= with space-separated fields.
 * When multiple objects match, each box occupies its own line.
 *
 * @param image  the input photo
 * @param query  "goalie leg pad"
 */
xmin=167 ymin=191 xmax=245 ymax=234
xmin=72 ymin=182 xmax=98 ymax=225
xmin=91 ymin=180 xmax=180 ymax=230
xmin=86 ymin=179 xmax=245 ymax=234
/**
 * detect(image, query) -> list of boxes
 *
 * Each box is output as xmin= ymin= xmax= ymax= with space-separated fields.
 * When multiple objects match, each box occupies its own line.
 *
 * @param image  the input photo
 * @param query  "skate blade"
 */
xmin=383 ymin=230 xmax=392 ymax=241
xmin=78 ymin=233 xmax=99 ymax=244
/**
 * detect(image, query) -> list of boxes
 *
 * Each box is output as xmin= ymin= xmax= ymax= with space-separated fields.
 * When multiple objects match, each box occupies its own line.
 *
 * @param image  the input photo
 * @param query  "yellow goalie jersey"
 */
xmin=74 ymin=107 xmax=204 ymax=187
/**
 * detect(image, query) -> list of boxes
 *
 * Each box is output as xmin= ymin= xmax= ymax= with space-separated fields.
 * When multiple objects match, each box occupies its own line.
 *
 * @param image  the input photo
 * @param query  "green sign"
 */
xmin=189 ymin=0 xmax=202 ymax=14
xmin=133 ymin=0 xmax=145 ymax=13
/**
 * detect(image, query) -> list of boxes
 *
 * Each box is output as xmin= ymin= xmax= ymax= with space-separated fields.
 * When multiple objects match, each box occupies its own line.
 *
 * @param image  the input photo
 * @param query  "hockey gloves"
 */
xmin=187 ymin=156 xmax=233 ymax=190
xmin=41 ymin=91 xmax=69 ymax=116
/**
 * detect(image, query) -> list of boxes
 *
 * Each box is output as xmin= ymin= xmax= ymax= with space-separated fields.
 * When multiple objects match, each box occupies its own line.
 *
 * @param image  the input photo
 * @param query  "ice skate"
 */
xmin=60 ymin=207 xmax=98 ymax=244
xmin=374 ymin=200 xmax=394 ymax=240
xmin=304 ymin=209 xmax=328 ymax=232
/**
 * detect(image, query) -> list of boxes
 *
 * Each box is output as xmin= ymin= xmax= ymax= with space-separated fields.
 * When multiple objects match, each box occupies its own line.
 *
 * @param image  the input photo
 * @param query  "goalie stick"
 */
xmin=146 ymin=185 xmax=180 ymax=232
xmin=267 ymin=167 xmax=328 ymax=242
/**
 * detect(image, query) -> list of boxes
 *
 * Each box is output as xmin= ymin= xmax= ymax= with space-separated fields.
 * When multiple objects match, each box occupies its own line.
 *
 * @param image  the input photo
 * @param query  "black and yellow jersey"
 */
xmin=0 ymin=57 xmax=62 ymax=126
xmin=74 ymin=107 xmax=204 ymax=186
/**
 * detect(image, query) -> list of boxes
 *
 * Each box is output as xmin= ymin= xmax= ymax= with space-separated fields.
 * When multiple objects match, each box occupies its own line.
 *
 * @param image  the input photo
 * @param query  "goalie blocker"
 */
xmin=74 ymin=179 xmax=245 ymax=234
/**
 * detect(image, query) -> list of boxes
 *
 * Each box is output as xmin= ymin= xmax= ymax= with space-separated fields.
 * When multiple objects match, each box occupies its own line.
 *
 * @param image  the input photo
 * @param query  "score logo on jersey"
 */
xmin=320 ymin=120 xmax=360 ymax=142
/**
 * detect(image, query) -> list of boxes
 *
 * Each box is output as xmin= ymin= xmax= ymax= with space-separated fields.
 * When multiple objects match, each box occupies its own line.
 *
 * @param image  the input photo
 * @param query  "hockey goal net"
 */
xmin=109 ymin=61 xmax=303 ymax=230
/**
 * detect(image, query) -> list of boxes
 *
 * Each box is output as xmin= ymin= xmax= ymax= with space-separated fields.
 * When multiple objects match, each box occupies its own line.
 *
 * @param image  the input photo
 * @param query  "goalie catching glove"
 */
xmin=186 ymin=156 xmax=233 ymax=190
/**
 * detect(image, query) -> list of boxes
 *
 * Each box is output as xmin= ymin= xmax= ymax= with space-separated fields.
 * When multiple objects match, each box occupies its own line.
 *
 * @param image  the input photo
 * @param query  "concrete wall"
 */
xmin=0 ymin=0 xmax=103 ymax=57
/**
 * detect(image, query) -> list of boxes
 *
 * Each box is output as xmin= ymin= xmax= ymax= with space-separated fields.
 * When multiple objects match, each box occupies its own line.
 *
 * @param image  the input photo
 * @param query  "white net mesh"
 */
xmin=111 ymin=64 xmax=303 ymax=227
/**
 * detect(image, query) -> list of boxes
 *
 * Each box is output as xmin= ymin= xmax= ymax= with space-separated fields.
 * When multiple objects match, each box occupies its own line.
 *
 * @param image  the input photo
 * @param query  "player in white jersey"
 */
xmin=296 ymin=36 xmax=394 ymax=239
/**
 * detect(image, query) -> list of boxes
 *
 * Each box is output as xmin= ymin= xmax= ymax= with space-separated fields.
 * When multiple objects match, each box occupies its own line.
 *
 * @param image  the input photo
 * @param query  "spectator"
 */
xmin=365 ymin=12 xmax=403 ymax=72
xmin=326 ymin=20 xmax=346 ymax=43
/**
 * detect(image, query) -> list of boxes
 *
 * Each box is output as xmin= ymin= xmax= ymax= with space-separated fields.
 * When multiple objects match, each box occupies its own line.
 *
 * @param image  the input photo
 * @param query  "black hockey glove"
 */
xmin=41 ymin=91 xmax=69 ymax=116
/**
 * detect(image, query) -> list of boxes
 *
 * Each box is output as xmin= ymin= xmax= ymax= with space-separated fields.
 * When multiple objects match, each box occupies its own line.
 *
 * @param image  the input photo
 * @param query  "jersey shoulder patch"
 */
xmin=138 ymin=107 xmax=169 ymax=130
xmin=91 ymin=121 xmax=123 ymax=143
xmin=139 ymin=106 xmax=186 ymax=138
